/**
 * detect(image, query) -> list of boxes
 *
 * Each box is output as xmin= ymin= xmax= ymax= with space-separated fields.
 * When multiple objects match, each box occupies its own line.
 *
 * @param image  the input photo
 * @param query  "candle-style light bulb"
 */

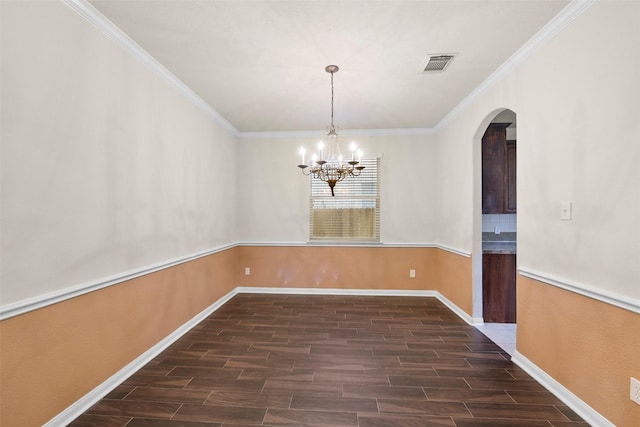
xmin=317 ymin=141 xmax=325 ymax=160
xmin=357 ymin=150 xmax=363 ymax=163
xmin=350 ymin=142 xmax=357 ymax=161
xmin=312 ymin=153 xmax=318 ymax=164
xmin=299 ymin=147 xmax=306 ymax=165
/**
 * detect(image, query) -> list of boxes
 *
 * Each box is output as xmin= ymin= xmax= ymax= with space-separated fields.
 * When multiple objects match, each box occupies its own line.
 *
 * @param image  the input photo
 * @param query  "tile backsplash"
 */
xmin=482 ymin=214 xmax=517 ymax=233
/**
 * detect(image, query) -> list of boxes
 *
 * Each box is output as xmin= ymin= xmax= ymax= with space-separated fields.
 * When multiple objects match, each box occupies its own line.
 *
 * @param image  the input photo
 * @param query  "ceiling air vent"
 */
xmin=422 ymin=54 xmax=456 ymax=73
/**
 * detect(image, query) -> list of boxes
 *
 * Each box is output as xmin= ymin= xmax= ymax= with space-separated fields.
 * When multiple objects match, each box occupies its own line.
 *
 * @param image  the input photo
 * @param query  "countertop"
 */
xmin=482 ymin=241 xmax=517 ymax=254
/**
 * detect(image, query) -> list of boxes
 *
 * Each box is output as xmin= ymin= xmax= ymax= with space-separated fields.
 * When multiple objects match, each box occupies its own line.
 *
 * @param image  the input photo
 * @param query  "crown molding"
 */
xmin=61 ymin=0 xmax=240 ymax=136
xmin=238 ymin=127 xmax=435 ymax=140
xmin=62 ymin=0 xmax=596 ymax=138
xmin=434 ymin=0 xmax=598 ymax=131
xmin=62 ymin=0 xmax=433 ymax=140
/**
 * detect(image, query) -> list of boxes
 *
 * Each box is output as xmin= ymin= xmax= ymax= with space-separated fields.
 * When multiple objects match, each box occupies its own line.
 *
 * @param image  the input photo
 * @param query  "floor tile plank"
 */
xmin=263 ymin=408 xmax=358 ymax=426
xmin=290 ymin=395 xmax=379 ymax=412
xmin=173 ymin=404 xmax=266 ymax=424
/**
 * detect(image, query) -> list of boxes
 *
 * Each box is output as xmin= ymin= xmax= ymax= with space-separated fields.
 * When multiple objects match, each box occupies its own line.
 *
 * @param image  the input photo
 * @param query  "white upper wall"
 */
xmin=1 ymin=1 xmax=238 ymax=306
xmin=435 ymin=0 xmax=640 ymax=300
xmin=2 ymin=0 xmax=638 ymax=309
xmin=236 ymin=133 xmax=437 ymax=244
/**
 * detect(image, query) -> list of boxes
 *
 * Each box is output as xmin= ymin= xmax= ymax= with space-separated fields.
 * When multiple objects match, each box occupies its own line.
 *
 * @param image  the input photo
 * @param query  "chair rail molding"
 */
xmin=519 ymin=267 xmax=640 ymax=315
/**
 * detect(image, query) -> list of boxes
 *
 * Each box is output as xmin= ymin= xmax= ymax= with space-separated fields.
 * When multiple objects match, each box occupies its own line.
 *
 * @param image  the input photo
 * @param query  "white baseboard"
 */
xmin=511 ymin=351 xmax=614 ymax=427
xmin=43 ymin=289 xmax=239 ymax=427
xmin=235 ymin=286 xmax=438 ymax=298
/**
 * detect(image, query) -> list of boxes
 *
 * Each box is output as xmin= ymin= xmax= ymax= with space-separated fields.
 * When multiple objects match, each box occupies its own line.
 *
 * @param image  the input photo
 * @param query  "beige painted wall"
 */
xmin=436 ymin=250 xmax=474 ymax=316
xmin=518 ymin=275 xmax=640 ymax=427
xmin=236 ymin=245 xmax=438 ymax=290
xmin=236 ymin=133 xmax=437 ymax=244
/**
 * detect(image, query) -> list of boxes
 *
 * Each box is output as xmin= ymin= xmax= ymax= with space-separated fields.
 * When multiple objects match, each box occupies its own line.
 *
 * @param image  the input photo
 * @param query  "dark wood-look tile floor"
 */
xmin=70 ymin=294 xmax=588 ymax=426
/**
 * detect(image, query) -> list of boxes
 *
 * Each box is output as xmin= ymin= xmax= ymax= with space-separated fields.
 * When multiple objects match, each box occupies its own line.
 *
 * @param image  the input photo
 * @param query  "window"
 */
xmin=309 ymin=157 xmax=380 ymax=242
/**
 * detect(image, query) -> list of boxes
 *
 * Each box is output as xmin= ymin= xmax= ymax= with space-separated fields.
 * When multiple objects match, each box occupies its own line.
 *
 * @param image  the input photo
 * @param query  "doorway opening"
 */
xmin=472 ymin=109 xmax=517 ymax=355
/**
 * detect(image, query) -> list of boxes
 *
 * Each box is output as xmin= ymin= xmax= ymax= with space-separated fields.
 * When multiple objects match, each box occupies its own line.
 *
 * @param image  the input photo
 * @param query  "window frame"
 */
xmin=308 ymin=157 xmax=380 ymax=242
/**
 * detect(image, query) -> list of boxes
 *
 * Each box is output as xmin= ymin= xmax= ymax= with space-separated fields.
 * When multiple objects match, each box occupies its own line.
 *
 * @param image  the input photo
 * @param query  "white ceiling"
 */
xmin=88 ymin=0 xmax=571 ymax=133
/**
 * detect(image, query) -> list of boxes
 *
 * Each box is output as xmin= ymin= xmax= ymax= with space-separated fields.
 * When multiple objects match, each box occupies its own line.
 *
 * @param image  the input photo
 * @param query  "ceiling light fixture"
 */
xmin=297 ymin=65 xmax=364 ymax=196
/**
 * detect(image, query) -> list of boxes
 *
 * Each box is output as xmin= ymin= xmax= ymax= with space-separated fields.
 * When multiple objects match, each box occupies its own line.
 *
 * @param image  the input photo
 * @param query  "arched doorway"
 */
xmin=472 ymin=109 xmax=517 ymax=356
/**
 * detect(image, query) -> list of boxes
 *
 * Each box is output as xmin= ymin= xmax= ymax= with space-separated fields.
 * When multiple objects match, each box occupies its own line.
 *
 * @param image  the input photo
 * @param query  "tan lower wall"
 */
xmin=236 ymin=245 xmax=473 ymax=315
xmin=5 ymin=246 xmax=636 ymax=425
xmin=436 ymin=250 xmax=474 ymax=316
xmin=0 ymin=244 xmax=474 ymax=426
xmin=0 ymin=248 xmax=237 ymax=427
xmin=236 ymin=245 xmax=436 ymax=290
xmin=518 ymin=275 xmax=640 ymax=427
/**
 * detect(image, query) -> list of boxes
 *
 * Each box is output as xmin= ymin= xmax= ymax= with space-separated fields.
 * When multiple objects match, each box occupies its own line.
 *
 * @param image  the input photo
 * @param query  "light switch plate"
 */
xmin=561 ymin=201 xmax=572 ymax=220
xmin=631 ymin=377 xmax=640 ymax=405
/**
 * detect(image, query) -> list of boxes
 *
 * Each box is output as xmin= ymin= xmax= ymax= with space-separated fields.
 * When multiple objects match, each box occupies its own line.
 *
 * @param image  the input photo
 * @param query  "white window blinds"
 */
xmin=309 ymin=157 xmax=380 ymax=241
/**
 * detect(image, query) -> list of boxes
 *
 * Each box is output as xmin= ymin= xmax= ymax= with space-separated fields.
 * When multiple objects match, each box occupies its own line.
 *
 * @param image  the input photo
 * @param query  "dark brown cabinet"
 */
xmin=482 ymin=123 xmax=516 ymax=213
xmin=482 ymin=253 xmax=517 ymax=323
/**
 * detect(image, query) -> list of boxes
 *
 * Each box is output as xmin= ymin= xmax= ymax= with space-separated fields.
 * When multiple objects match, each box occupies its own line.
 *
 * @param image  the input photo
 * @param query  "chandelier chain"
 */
xmin=330 ymin=71 xmax=334 ymax=130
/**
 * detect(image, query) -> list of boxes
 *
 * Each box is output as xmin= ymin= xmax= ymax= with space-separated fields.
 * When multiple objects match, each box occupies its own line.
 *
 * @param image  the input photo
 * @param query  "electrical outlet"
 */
xmin=409 ymin=269 xmax=416 ymax=278
xmin=631 ymin=377 xmax=640 ymax=405
xmin=245 ymin=267 xmax=251 ymax=276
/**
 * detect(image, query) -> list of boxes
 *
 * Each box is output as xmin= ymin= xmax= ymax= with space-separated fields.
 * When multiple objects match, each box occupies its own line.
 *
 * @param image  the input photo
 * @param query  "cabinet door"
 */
xmin=482 ymin=125 xmax=507 ymax=214
xmin=506 ymin=140 xmax=517 ymax=213
xmin=482 ymin=254 xmax=517 ymax=323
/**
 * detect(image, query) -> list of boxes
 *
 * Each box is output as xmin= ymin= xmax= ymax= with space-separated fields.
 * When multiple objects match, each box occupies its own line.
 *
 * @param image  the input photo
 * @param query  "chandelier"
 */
xmin=297 ymin=65 xmax=364 ymax=196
